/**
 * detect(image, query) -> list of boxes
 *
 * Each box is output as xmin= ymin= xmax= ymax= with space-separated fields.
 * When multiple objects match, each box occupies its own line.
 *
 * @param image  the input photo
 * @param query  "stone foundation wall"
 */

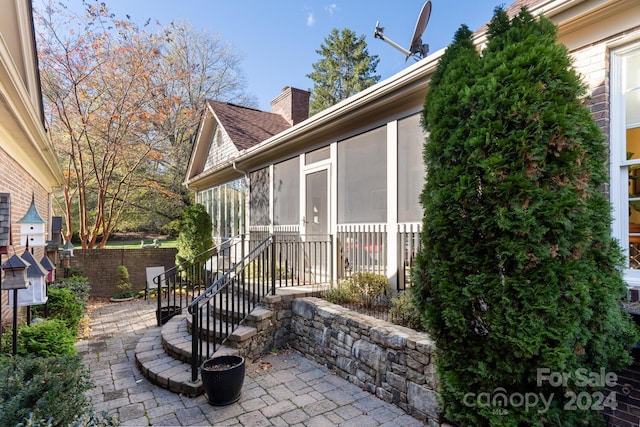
xmin=289 ymin=296 xmax=440 ymax=425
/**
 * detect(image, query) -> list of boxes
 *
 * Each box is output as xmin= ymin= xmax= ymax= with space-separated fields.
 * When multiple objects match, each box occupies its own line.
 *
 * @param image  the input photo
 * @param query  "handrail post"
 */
xmin=156 ymin=275 xmax=162 ymax=326
xmin=271 ymin=235 xmax=276 ymax=295
xmin=191 ymin=304 xmax=199 ymax=382
xmin=241 ymin=233 xmax=245 ymax=262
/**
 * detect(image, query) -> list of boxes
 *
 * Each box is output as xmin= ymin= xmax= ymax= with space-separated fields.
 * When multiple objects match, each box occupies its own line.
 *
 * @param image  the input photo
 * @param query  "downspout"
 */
xmin=232 ymin=161 xmax=249 ymax=183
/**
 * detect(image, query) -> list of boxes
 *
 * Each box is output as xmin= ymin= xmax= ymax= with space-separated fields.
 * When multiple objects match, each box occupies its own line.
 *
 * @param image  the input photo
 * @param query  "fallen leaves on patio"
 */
xmin=253 ymin=361 xmax=273 ymax=373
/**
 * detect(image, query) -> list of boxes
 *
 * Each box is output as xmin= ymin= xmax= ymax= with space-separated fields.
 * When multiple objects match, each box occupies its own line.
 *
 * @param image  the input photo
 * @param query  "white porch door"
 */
xmin=302 ymin=167 xmax=330 ymax=282
xmin=304 ymin=169 xmax=328 ymax=236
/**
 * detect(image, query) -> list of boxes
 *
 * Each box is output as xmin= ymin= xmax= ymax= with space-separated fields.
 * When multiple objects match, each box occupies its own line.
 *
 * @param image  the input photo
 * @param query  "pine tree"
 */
xmin=307 ymin=28 xmax=380 ymax=115
xmin=414 ymin=8 xmax=639 ymax=426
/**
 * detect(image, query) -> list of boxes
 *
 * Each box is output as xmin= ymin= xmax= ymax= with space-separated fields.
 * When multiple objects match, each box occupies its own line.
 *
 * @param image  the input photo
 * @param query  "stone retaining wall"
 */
xmin=233 ymin=289 xmax=324 ymax=362
xmin=289 ymin=297 xmax=441 ymax=425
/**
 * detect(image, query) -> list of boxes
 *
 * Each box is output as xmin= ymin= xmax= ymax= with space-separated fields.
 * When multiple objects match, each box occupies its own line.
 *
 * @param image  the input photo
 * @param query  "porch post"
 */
xmin=387 ymin=121 xmax=399 ymax=291
xmin=269 ymin=164 xmax=274 ymax=235
xmin=330 ymin=142 xmax=338 ymax=284
xmin=271 ymin=235 xmax=276 ymax=295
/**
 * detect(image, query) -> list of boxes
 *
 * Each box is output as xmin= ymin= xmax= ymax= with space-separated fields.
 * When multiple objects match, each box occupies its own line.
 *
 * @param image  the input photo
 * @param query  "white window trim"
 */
xmin=611 ymin=41 xmax=640 ymax=287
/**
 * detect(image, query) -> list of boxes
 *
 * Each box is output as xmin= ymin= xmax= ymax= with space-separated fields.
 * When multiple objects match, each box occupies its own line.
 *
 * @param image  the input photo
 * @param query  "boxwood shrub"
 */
xmin=0 ymin=355 xmax=117 ymax=426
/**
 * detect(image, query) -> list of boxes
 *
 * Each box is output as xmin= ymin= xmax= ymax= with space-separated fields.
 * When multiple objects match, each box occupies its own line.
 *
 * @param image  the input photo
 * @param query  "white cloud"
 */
xmin=307 ymin=12 xmax=315 ymax=27
xmin=326 ymin=4 xmax=338 ymax=15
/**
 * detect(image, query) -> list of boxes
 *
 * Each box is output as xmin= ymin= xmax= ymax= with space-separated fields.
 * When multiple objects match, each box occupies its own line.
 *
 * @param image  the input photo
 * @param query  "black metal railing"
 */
xmin=154 ymin=236 xmax=245 ymax=326
xmin=187 ymin=235 xmax=275 ymax=381
xmin=185 ymin=234 xmax=334 ymax=382
xmin=249 ymin=234 xmax=333 ymax=287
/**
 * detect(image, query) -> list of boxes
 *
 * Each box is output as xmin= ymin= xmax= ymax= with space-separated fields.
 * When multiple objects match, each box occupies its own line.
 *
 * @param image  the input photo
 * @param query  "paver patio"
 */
xmin=76 ymin=298 xmax=425 ymax=426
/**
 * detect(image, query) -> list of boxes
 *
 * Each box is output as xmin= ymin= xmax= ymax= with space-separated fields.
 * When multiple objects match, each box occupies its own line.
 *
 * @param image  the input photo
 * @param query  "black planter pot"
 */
xmin=157 ymin=305 xmax=181 ymax=325
xmin=201 ymin=355 xmax=245 ymax=406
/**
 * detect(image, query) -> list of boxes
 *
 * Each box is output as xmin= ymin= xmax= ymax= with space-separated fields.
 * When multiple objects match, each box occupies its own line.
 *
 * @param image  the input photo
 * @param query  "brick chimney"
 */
xmin=270 ymin=86 xmax=310 ymax=126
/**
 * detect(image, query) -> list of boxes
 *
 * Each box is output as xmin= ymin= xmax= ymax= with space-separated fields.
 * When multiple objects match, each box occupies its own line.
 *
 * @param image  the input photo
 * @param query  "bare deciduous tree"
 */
xmin=35 ymin=1 xmax=255 ymax=246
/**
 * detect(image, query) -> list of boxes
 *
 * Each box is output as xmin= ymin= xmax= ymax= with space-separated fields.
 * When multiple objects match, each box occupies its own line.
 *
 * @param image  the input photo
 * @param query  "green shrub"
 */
xmin=17 ymin=319 xmax=76 ymax=357
xmin=0 ymin=355 xmax=118 ymax=427
xmin=414 ymin=8 xmax=639 ymax=425
xmin=114 ymin=265 xmax=134 ymax=298
xmin=175 ymin=204 xmax=212 ymax=266
xmin=323 ymin=272 xmax=390 ymax=307
xmin=43 ymin=287 xmax=84 ymax=332
xmin=31 ymin=276 xmax=91 ymax=321
xmin=348 ymin=272 xmax=389 ymax=306
xmin=322 ymin=279 xmax=358 ymax=305
xmin=1 ymin=328 xmax=18 ymax=354
xmin=50 ymin=276 xmax=91 ymax=308
xmin=65 ymin=265 xmax=85 ymax=279
xmin=388 ymin=292 xmax=423 ymax=331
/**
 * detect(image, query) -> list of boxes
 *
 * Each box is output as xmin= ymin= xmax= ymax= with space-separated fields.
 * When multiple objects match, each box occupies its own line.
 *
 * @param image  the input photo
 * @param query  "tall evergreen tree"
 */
xmin=307 ymin=28 xmax=380 ymax=115
xmin=414 ymin=8 xmax=638 ymax=426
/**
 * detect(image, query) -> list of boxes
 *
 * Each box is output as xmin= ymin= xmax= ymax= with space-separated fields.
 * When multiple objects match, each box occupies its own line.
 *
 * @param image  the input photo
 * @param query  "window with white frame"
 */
xmin=398 ymin=114 xmax=427 ymax=223
xmin=250 ymin=167 xmax=270 ymax=226
xmin=197 ymin=178 xmax=246 ymax=241
xmin=337 ymin=126 xmax=387 ymax=223
xmin=273 ymin=157 xmax=300 ymax=225
xmin=612 ymin=44 xmax=640 ymax=284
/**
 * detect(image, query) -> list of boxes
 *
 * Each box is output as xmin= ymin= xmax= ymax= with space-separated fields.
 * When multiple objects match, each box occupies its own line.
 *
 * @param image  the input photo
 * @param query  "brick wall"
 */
xmin=570 ymin=41 xmax=611 ymax=199
xmin=59 ymin=247 xmax=177 ymax=298
xmin=0 ymin=146 xmax=50 ymax=329
xmin=602 ymin=348 xmax=640 ymax=427
xmin=571 ymin=42 xmax=609 ymax=134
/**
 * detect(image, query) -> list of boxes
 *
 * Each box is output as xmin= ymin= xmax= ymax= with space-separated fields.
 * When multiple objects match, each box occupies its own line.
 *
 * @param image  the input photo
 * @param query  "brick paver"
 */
xmin=77 ymin=299 xmax=425 ymax=426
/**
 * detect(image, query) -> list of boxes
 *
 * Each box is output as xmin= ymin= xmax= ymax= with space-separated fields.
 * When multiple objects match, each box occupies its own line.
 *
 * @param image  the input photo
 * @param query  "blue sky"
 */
xmin=54 ymin=1 xmax=502 ymax=110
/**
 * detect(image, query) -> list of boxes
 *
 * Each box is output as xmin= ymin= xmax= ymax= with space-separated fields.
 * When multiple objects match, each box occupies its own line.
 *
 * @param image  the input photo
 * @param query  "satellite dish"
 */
xmin=408 ymin=1 xmax=431 ymax=60
xmin=374 ymin=1 xmax=431 ymax=62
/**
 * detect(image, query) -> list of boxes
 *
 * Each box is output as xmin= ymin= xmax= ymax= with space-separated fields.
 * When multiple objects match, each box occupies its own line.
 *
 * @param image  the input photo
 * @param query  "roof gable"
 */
xmin=184 ymin=100 xmax=292 ymax=188
xmin=207 ymin=100 xmax=290 ymax=151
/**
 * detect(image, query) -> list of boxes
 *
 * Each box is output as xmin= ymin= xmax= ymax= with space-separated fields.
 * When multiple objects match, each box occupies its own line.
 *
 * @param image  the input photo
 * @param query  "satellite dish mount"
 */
xmin=374 ymin=1 xmax=431 ymax=61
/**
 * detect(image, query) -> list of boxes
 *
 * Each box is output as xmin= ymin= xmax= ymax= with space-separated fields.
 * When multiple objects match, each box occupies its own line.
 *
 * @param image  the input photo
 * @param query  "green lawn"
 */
xmin=103 ymin=237 xmax=177 ymax=249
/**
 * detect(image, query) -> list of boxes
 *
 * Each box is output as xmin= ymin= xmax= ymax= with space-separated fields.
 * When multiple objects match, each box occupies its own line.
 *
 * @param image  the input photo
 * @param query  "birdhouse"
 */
xmin=0 ymin=192 xmax=10 ymax=255
xmin=59 ymin=240 xmax=74 ymax=259
xmin=0 ymin=253 xmax=31 ymax=291
xmin=17 ymin=195 xmax=46 ymax=247
xmin=40 ymin=255 xmax=56 ymax=283
xmin=7 ymin=250 xmax=48 ymax=306
xmin=50 ymin=216 xmax=62 ymax=246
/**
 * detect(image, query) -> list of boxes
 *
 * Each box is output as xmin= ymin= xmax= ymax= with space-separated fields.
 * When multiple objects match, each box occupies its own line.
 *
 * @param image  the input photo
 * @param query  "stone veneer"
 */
xmin=289 ymin=296 xmax=441 ymax=425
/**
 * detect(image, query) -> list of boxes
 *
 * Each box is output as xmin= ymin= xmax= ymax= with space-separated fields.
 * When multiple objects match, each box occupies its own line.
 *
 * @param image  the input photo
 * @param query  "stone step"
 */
xmin=136 ymin=292 xmax=273 ymax=397
xmin=203 ymin=294 xmax=262 ymax=321
xmin=134 ymin=327 xmax=202 ymax=397
xmin=188 ymin=301 xmax=273 ymax=336
xmin=135 ymin=324 xmax=238 ymax=397
xmin=162 ymin=313 xmax=256 ymax=362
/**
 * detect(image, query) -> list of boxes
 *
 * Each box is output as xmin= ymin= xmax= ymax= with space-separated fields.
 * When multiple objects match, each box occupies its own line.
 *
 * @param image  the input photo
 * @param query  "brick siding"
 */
xmin=0 ymin=146 xmax=50 ymax=329
xmin=60 ymin=247 xmax=177 ymax=298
